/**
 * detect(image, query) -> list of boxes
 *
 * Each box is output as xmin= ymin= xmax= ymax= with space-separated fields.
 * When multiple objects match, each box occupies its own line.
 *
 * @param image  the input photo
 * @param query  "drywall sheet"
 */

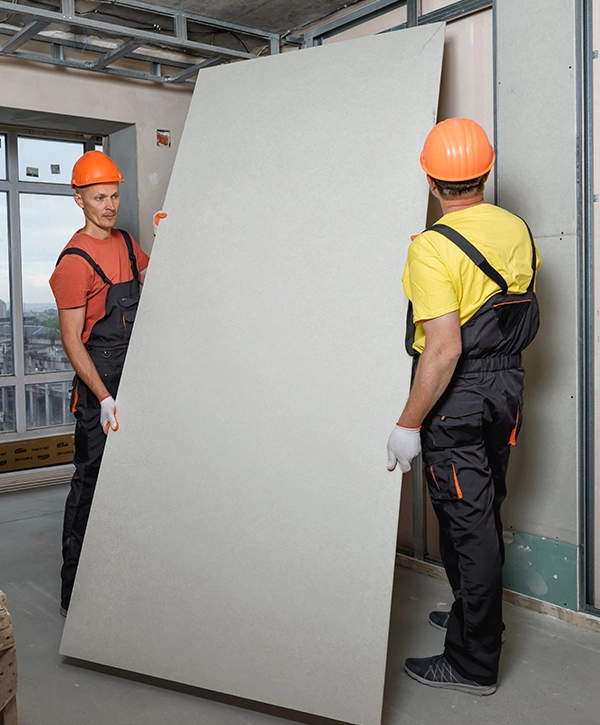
xmin=60 ymin=25 xmax=444 ymax=725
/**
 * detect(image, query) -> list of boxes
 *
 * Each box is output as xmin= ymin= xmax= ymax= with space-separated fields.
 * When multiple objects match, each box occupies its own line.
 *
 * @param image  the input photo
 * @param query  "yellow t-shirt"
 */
xmin=402 ymin=203 xmax=541 ymax=353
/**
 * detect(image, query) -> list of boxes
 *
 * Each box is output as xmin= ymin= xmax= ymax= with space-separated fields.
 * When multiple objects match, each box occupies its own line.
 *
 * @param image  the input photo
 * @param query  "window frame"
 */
xmin=0 ymin=125 xmax=103 ymax=441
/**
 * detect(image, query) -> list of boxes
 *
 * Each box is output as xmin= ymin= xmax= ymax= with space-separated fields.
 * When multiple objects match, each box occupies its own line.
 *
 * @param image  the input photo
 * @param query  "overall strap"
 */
xmin=427 ymin=223 xmax=509 ymax=294
xmin=518 ymin=218 xmax=538 ymax=291
xmin=56 ymin=248 xmax=112 ymax=286
xmin=117 ymin=229 xmax=139 ymax=281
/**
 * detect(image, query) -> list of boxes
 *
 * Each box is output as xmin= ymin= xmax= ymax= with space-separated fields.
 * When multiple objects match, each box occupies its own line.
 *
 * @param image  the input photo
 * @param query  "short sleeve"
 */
xmin=404 ymin=235 xmax=459 ymax=322
xmin=132 ymin=238 xmax=149 ymax=272
xmin=49 ymin=254 xmax=95 ymax=309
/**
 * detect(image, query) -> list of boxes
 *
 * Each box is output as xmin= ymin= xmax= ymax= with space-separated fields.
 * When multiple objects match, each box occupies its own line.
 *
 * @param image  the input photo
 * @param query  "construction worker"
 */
xmin=49 ymin=151 xmax=149 ymax=616
xmin=386 ymin=118 xmax=540 ymax=695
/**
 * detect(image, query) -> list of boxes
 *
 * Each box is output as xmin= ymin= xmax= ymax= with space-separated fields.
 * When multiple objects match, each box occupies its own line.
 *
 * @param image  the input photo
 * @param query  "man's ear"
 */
xmin=426 ymin=174 xmax=439 ymax=195
xmin=73 ymin=191 xmax=84 ymax=210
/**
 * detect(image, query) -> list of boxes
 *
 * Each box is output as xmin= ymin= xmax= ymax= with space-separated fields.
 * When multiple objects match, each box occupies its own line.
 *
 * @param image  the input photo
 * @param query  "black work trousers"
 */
xmin=60 ymin=395 xmax=107 ymax=609
xmin=421 ymin=366 xmax=524 ymax=686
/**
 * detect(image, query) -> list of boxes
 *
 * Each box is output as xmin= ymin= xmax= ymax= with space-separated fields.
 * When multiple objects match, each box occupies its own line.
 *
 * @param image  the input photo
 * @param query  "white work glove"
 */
xmin=100 ymin=395 xmax=119 ymax=435
xmin=387 ymin=424 xmax=421 ymax=473
xmin=153 ymin=210 xmax=167 ymax=236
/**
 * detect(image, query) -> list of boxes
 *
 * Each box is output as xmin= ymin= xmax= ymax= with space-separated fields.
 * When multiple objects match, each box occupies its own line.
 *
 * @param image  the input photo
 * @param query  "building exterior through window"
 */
xmin=0 ymin=128 xmax=103 ymax=437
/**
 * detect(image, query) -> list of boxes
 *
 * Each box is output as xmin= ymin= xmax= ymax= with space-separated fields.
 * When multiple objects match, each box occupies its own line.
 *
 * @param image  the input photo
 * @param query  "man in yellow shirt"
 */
xmin=387 ymin=118 xmax=540 ymax=695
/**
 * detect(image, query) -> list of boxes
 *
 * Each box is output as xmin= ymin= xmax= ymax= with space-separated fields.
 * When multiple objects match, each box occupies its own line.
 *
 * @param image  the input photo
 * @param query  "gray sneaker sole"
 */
xmin=404 ymin=664 xmax=497 ymax=696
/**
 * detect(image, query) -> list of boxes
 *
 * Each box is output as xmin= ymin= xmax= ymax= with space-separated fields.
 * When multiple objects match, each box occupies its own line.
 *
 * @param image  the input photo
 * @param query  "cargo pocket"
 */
xmin=70 ymin=375 xmax=79 ymax=414
xmin=493 ymin=297 xmax=532 ymax=337
xmin=119 ymin=296 xmax=138 ymax=337
xmin=508 ymin=396 xmax=523 ymax=446
xmin=92 ymin=349 xmax=125 ymax=399
xmin=424 ymin=451 xmax=464 ymax=501
xmin=424 ymin=400 xmax=483 ymax=449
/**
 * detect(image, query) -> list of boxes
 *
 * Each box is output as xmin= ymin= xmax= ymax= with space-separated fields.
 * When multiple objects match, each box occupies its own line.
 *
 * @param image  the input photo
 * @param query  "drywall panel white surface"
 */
xmin=496 ymin=0 xmax=577 ymax=237
xmin=60 ymin=26 xmax=445 ymax=725
xmin=505 ymin=235 xmax=578 ymax=543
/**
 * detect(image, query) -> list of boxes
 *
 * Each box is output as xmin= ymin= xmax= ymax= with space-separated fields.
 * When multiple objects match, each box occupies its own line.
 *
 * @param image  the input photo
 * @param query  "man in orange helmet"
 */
xmin=387 ymin=118 xmax=540 ymax=694
xmin=49 ymin=150 xmax=149 ymax=616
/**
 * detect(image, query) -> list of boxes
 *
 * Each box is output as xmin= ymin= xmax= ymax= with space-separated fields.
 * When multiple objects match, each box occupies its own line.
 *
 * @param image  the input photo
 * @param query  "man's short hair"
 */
xmin=431 ymin=175 xmax=486 ymax=199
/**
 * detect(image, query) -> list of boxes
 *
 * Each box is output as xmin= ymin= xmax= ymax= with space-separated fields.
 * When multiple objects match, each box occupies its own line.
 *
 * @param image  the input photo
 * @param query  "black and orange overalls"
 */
xmin=409 ymin=221 xmax=539 ymax=686
xmin=56 ymin=230 xmax=140 ymax=610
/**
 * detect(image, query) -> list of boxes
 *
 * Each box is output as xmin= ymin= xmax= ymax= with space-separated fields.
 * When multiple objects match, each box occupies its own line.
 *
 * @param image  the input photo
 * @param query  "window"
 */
xmin=0 ymin=134 xmax=6 ymax=180
xmin=0 ymin=128 xmax=103 ymax=438
xmin=20 ymin=194 xmax=84 ymax=375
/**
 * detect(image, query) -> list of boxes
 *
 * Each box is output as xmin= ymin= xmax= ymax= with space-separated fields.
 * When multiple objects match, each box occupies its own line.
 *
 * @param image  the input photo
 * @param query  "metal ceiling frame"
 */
xmin=0 ymin=0 xmax=494 ymax=86
xmin=0 ymin=0 xmax=280 ymax=86
xmin=288 ymin=0 xmax=493 ymax=47
xmin=286 ymin=0 xmax=407 ymax=47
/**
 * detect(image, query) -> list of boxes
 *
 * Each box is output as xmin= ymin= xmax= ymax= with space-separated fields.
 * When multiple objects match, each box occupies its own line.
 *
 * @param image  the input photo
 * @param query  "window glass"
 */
xmin=20 ymin=193 xmax=83 ymax=374
xmin=18 ymin=137 xmax=84 ymax=184
xmin=0 ymin=386 xmax=15 ymax=432
xmin=0 ymin=134 xmax=6 ymax=180
xmin=25 ymin=381 xmax=74 ymax=429
xmin=0 ymin=192 xmax=12 ymax=376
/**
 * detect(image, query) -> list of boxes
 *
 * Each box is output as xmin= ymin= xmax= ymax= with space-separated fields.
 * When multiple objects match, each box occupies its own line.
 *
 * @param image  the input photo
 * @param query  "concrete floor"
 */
xmin=1 ymin=484 xmax=600 ymax=725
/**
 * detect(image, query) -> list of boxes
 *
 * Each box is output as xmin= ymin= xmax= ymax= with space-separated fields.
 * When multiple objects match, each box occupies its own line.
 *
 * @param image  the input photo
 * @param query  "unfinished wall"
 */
xmin=1 ymin=58 xmax=192 ymax=253
xmin=496 ymin=0 xmax=579 ymax=608
xmin=325 ymin=0 xmax=583 ymax=610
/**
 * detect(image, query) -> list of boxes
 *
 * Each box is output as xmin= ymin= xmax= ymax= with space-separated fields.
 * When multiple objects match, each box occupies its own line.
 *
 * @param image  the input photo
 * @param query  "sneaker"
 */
xmin=59 ymin=606 xmax=68 ymax=617
xmin=405 ymin=654 xmax=497 ymax=695
xmin=429 ymin=610 xmax=450 ymax=631
xmin=429 ymin=610 xmax=506 ymax=643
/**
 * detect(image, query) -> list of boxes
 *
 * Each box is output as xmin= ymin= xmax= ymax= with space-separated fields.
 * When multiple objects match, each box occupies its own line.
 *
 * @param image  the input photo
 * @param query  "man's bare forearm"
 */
xmin=63 ymin=335 xmax=110 ymax=402
xmin=397 ymin=347 xmax=460 ymax=427
xmin=397 ymin=311 xmax=462 ymax=428
xmin=59 ymin=308 xmax=110 ymax=403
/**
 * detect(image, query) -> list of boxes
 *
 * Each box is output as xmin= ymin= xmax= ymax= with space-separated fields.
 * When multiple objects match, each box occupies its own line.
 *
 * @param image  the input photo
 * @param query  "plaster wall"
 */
xmin=2 ymin=58 xmax=192 ymax=253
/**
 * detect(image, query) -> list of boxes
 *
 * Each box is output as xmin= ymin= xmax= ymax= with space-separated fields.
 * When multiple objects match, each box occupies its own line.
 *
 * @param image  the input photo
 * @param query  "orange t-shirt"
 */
xmin=49 ymin=229 xmax=149 ymax=343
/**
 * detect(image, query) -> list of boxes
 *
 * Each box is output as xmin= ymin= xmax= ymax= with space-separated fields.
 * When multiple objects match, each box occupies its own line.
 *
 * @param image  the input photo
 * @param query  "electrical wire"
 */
xmin=0 ymin=0 xmax=18 ymax=25
xmin=199 ymin=29 xmax=251 ymax=53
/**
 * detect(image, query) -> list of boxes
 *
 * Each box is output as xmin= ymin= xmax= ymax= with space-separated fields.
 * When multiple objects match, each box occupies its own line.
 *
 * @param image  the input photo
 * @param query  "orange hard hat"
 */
xmin=71 ymin=150 xmax=124 ymax=188
xmin=420 ymin=118 xmax=495 ymax=182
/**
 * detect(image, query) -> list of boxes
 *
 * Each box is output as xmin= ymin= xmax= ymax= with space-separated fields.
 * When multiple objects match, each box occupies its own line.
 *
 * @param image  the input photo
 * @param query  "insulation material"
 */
xmin=60 ymin=24 xmax=444 ymax=725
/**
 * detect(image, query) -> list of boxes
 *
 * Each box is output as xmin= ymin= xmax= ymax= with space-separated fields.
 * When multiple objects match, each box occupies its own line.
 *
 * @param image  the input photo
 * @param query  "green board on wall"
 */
xmin=503 ymin=530 xmax=578 ymax=611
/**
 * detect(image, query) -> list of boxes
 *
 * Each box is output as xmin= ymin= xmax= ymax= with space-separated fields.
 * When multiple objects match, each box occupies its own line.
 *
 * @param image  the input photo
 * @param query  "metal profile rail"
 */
xmin=0 ymin=0 xmax=280 ymax=85
xmin=290 ymin=0 xmax=493 ymax=47
xmin=289 ymin=0 xmax=406 ymax=47
xmin=383 ymin=0 xmax=493 ymax=33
